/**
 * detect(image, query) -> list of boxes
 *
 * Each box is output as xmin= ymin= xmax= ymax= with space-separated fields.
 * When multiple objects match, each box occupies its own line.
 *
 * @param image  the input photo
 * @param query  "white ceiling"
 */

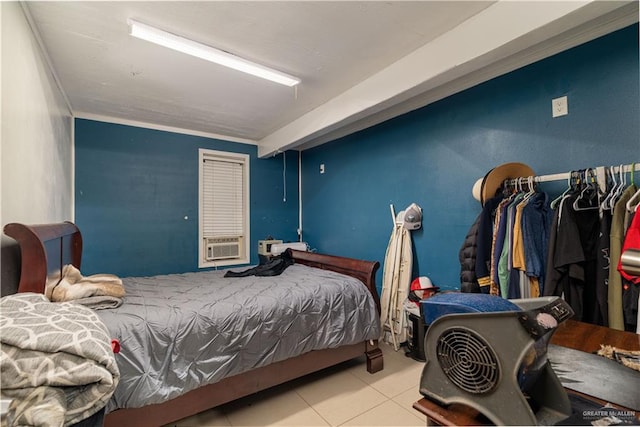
xmin=24 ymin=1 xmax=639 ymax=158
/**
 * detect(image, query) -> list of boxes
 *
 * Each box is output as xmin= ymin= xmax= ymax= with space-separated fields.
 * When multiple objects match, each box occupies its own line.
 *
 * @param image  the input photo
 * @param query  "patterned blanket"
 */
xmin=0 ymin=294 xmax=119 ymax=427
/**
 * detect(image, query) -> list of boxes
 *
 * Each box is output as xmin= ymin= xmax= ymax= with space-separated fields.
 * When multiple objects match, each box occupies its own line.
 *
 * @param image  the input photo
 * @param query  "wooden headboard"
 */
xmin=4 ymin=222 xmax=82 ymax=294
xmin=3 ymin=222 xmax=380 ymax=312
xmin=290 ymin=249 xmax=380 ymax=313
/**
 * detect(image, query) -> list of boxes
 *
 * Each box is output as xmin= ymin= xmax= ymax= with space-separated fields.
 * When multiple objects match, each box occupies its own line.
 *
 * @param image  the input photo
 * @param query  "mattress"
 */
xmin=96 ymin=264 xmax=380 ymax=412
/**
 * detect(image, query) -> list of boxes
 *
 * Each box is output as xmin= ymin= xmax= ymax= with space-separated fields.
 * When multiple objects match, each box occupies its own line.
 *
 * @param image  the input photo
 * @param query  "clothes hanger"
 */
xmin=551 ymin=172 xmax=573 ymax=209
xmin=520 ymin=176 xmax=537 ymax=204
xmin=609 ymin=164 xmax=627 ymax=209
xmin=527 ymin=176 xmax=536 ymax=197
xmin=526 ymin=176 xmax=536 ymax=196
xmin=515 ymin=177 xmax=524 ymax=194
xmin=512 ymin=177 xmax=526 ymax=206
xmin=573 ymin=168 xmax=599 ymax=211
xmin=600 ymin=166 xmax=616 ymax=211
xmin=572 ymin=169 xmax=588 ymax=208
xmin=604 ymin=165 xmax=621 ymax=210
xmin=626 ymin=188 xmax=640 ymax=212
xmin=557 ymin=171 xmax=581 ymax=224
xmin=626 ymin=163 xmax=640 ymax=212
xmin=502 ymin=178 xmax=519 ymax=203
xmin=518 ymin=177 xmax=531 ymax=199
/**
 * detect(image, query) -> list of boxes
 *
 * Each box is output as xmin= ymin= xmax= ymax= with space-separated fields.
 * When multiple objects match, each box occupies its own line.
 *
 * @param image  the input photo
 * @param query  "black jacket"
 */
xmin=224 ymin=249 xmax=295 ymax=278
xmin=459 ymin=212 xmax=481 ymax=293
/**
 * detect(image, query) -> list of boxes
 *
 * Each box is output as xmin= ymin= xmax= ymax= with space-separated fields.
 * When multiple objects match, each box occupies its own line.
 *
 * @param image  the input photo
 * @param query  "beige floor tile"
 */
xmin=392 ymin=388 xmax=424 ymax=418
xmin=349 ymin=344 xmax=424 ymax=398
xmin=222 ymin=387 xmax=329 ymax=426
xmin=172 ymin=408 xmax=231 ymax=427
xmin=168 ymin=348 xmax=425 ymax=427
xmin=340 ymin=400 xmax=424 ymax=426
xmin=295 ymin=369 xmax=388 ymax=426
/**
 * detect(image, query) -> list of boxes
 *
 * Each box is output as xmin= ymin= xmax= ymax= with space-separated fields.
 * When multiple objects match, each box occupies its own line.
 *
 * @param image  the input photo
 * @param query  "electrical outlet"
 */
xmin=552 ymin=96 xmax=568 ymax=117
xmin=320 ymin=163 xmax=325 ymax=174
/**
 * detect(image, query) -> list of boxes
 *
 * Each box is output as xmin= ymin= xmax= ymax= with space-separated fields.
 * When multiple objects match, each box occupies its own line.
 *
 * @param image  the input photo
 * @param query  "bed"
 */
xmin=3 ymin=221 xmax=384 ymax=427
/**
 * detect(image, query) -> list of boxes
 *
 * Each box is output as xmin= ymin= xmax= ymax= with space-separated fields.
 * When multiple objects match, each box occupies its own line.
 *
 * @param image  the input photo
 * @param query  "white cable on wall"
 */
xmin=282 ymin=151 xmax=286 ymax=202
xmin=298 ymin=151 xmax=303 ymax=242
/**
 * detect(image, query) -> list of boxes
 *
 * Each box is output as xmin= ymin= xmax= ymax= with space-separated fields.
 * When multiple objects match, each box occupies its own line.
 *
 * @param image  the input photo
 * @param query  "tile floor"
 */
xmin=170 ymin=343 xmax=426 ymax=426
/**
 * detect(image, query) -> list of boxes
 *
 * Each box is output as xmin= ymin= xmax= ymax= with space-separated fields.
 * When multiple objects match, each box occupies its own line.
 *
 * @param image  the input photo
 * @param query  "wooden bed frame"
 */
xmin=4 ymin=222 xmax=384 ymax=427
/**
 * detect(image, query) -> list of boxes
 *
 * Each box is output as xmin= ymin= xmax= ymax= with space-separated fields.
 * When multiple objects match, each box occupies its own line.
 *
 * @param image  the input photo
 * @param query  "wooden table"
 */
xmin=413 ymin=320 xmax=640 ymax=426
xmin=550 ymin=319 xmax=640 ymax=353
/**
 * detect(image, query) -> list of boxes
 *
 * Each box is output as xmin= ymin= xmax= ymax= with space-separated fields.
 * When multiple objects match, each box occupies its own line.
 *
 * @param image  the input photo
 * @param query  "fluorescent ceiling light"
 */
xmin=128 ymin=19 xmax=301 ymax=87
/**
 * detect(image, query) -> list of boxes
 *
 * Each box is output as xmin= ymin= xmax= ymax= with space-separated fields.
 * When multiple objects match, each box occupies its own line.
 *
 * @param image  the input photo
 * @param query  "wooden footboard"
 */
xmin=105 ymin=342 xmax=381 ymax=427
xmin=4 ymin=222 xmax=384 ymax=427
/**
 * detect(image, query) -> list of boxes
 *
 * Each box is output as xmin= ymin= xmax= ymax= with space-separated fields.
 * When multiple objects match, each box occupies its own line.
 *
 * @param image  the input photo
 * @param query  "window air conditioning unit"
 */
xmin=205 ymin=237 xmax=241 ymax=261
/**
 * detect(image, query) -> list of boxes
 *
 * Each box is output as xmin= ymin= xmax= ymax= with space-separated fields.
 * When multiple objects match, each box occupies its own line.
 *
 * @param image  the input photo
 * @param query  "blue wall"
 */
xmin=301 ymin=24 xmax=640 ymax=293
xmin=75 ymin=120 xmax=299 ymax=277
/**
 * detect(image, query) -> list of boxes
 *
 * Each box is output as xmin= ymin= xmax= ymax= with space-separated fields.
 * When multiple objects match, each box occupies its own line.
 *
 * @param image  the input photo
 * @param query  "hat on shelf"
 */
xmin=473 ymin=162 xmax=535 ymax=205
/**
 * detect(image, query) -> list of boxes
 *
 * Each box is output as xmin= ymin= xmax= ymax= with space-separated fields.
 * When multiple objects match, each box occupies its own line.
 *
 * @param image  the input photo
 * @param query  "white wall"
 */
xmin=1 ymin=2 xmax=73 ymax=295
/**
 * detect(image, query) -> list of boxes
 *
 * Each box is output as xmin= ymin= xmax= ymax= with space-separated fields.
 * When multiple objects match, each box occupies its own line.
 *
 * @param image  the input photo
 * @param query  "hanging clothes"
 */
xmin=471 ymin=184 xmax=551 ymax=300
xmin=511 ymin=201 xmax=527 ymax=274
xmin=544 ymin=199 xmax=562 ymax=291
xmin=618 ymin=206 xmax=639 ymax=332
xmin=608 ymin=184 xmax=638 ymax=330
xmin=491 ymin=196 xmax=512 ymax=296
xmin=460 ymin=164 xmax=640 ymax=331
xmin=461 ymin=163 xmax=639 ymax=328
xmin=521 ymin=191 xmax=553 ymax=295
xmin=594 ymin=210 xmax=612 ymax=326
xmin=544 ymin=190 xmax=600 ymax=323
xmin=511 ymin=193 xmax=537 ymax=299
xmin=459 ymin=213 xmax=481 ymax=293
xmin=503 ymin=195 xmax=522 ymax=299
xmin=619 ymin=212 xmax=640 ymax=285
xmin=475 ymin=195 xmax=504 ymax=293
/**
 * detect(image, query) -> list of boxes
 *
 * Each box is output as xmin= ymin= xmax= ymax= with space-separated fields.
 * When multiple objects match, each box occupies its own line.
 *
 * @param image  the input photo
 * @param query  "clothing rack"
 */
xmin=504 ymin=162 xmax=639 ymax=191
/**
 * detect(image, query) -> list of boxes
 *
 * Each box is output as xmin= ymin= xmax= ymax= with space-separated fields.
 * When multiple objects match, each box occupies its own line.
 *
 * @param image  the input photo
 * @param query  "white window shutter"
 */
xmin=202 ymin=158 xmax=244 ymax=238
xmin=199 ymin=149 xmax=250 ymax=267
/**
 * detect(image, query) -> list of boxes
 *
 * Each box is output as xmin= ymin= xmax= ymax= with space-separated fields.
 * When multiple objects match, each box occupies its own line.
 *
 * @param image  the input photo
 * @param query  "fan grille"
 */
xmin=436 ymin=327 xmax=500 ymax=394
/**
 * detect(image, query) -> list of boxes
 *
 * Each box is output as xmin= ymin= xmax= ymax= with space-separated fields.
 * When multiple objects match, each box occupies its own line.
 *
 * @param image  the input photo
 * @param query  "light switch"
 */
xmin=552 ymin=96 xmax=568 ymax=118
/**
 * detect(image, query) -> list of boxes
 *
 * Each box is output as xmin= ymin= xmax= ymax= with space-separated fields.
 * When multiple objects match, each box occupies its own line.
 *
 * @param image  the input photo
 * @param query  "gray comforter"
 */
xmin=96 ymin=264 xmax=380 ymax=412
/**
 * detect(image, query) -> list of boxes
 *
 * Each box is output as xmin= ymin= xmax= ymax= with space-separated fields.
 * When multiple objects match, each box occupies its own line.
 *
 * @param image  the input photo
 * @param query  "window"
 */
xmin=199 ymin=149 xmax=250 ymax=267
